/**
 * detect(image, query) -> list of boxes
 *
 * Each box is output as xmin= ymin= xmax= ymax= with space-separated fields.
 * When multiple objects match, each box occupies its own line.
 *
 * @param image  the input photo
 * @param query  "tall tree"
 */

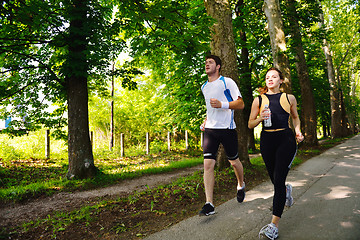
xmin=263 ymin=0 xmax=292 ymax=93
xmin=65 ymin=0 xmax=97 ymax=179
xmin=0 ymin=0 xmax=123 ymax=178
xmin=204 ymin=0 xmax=250 ymax=166
xmin=285 ymin=0 xmax=318 ymax=146
xmin=318 ymin=1 xmax=346 ymax=138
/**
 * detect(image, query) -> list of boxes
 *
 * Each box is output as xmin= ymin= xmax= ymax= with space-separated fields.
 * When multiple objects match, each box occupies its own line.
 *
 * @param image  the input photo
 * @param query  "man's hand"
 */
xmin=210 ymin=98 xmax=222 ymax=108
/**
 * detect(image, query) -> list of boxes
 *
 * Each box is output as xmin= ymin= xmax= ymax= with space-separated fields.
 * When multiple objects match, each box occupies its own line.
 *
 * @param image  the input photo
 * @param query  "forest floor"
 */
xmin=0 ymin=140 xmax=343 ymax=240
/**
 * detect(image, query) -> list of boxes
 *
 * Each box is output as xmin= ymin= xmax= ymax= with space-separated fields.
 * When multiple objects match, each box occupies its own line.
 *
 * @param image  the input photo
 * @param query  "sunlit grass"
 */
xmin=0 ymin=132 xmax=203 ymax=202
xmin=0 ymin=131 xmax=68 ymax=161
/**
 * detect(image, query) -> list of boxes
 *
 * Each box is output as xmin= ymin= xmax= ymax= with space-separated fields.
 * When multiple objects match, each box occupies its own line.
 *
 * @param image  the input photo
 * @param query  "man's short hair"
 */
xmin=206 ymin=55 xmax=222 ymax=72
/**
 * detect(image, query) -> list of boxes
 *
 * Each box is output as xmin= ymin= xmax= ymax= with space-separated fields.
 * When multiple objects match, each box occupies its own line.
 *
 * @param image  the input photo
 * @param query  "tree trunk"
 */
xmin=286 ymin=0 xmax=318 ymax=146
xmin=322 ymin=121 xmax=327 ymax=138
xmin=110 ymin=61 xmax=115 ymax=151
xmin=348 ymin=76 xmax=357 ymax=134
xmin=263 ymin=0 xmax=292 ymax=93
xmin=318 ymin=3 xmax=343 ymax=138
xmin=66 ymin=0 xmax=97 ymax=179
xmin=339 ymin=89 xmax=351 ymax=136
xmin=204 ymin=0 xmax=250 ymax=168
xmin=335 ymin=31 xmax=359 ymax=136
xmin=235 ymin=0 xmax=256 ymax=152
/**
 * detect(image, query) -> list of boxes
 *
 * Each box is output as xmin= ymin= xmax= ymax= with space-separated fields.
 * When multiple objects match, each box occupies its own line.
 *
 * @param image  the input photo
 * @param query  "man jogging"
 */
xmin=199 ymin=55 xmax=246 ymax=216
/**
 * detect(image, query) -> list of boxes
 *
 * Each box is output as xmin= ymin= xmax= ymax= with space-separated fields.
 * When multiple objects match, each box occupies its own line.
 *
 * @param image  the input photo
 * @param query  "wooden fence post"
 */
xmin=120 ymin=133 xmax=124 ymax=157
xmin=146 ymin=132 xmax=150 ymax=154
xmin=185 ymin=130 xmax=189 ymax=150
xmin=167 ymin=131 xmax=171 ymax=151
xmin=45 ymin=129 xmax=50 ymax=159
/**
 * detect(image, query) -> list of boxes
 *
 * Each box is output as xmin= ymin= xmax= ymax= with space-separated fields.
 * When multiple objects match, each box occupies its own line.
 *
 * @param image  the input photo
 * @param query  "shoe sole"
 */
xmin=199 ymin=211 xmax=215 ymax=216
xmin=259 ymin=231 xmax=278 ymax=240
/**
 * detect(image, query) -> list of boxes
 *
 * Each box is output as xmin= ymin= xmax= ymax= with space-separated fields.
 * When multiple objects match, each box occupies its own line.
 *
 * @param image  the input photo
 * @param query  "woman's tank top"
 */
xmin=259 ymin=93 xmax=291 ymax=130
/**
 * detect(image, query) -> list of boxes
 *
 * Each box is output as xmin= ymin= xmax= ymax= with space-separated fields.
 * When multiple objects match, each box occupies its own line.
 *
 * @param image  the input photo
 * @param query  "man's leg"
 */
xmin=229 ymin=158 xmax=244 ymax=188
xmin=200 ymin=129 xmax=219 ymax=216
xmin=204 ymin=158 xmax=216 ymax=203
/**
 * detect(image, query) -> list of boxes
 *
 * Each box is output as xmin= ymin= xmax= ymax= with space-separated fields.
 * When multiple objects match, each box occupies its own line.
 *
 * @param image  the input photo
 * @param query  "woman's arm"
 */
xmin=248 ymin=97 xmax=264 ymax=129
xmin=289 ymin=94 xmax=304 ymax=142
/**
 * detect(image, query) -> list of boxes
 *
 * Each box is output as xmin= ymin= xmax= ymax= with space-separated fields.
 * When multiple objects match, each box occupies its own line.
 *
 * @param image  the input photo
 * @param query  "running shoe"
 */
xmin=285 ymin=183 xmax=293 ymax=207
xmin=259 ymin=223 xmax=278 ymax=240
xmin=199 ymin=202 xmax=215 ymax=216
xmin=237 ymin=182 xmax=245 ymax=203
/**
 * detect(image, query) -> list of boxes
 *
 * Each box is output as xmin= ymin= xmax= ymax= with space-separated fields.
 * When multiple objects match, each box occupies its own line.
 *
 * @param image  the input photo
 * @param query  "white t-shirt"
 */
xmin=201 ymin=76 xmax=242 ymax=129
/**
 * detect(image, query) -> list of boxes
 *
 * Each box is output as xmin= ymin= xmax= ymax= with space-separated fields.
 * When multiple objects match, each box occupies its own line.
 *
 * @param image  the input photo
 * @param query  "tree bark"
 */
xmin=66 ymin=0 xmax=97 ymax=179
xmin=204 ymin=0 xmax=250 ymax=167
xmin=286 ymin=0 xmax=318 ymax=146
xmin=263 ymin=0 xmax=292 ymax=93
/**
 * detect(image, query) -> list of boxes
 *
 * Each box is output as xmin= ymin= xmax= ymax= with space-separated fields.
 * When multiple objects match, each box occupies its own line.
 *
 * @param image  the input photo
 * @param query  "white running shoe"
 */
xmin=285 ymin=183 xmax=293 ymax=207
xmin=259 ymin=223 xmax=278 ymax=240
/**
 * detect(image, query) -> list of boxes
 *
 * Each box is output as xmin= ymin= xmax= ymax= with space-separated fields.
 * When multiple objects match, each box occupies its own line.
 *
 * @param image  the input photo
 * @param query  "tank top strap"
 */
xmin=259 ymin=94 xmax=269 ymax=113
xmin=279 ymin=93 xmax=291 ymax=113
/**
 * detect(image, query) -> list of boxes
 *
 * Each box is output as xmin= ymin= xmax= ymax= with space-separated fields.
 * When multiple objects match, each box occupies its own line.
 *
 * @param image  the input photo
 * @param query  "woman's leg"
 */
xmin=272 ymin=130 xmax=297 ymax=218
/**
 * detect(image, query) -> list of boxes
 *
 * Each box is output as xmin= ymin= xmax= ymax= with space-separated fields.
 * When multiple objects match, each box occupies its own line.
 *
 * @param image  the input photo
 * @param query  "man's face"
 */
xmin=205 ymin=58 xmax=219 ymax=75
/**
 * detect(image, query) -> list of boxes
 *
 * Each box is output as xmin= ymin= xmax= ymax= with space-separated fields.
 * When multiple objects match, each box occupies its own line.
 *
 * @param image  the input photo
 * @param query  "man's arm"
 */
xmin=210 ymin=96 xmax=244 ymax=110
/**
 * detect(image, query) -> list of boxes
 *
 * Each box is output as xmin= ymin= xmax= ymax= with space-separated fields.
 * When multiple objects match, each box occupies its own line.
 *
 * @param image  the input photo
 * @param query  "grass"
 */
xmin=0 ymin=151 xmax=203 ymax=203
xmin=0 ymin=130 xmax=204 ymax=203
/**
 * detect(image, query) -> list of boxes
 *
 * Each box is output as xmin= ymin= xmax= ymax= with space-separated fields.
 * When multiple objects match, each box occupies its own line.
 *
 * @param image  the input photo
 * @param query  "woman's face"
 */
xmin=265 ymin=70 xmax=283 ymax=90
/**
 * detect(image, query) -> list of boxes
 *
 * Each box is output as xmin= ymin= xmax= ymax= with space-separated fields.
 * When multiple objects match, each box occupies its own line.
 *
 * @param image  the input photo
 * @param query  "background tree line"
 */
xmin=1 ymin=0 xmax=359 ymax=179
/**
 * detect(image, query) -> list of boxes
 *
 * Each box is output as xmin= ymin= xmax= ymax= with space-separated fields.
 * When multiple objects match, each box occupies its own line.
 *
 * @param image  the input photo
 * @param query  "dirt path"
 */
xmin=0 ymin=165 xmax=203 ymax=227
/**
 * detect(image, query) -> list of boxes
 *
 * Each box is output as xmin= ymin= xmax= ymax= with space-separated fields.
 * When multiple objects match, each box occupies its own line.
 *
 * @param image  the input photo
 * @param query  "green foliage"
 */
xmin=112 ymin=0 xmax=212 ymax=132
xmin=89 ymin=70 xmax=204 ymax=150
xmin=232 ymin=0 xmax=273 ymax=89
xmin=320 ymin=0 xmax=360 ymax=127
xmin=0 ymin=0 xmax=124 ymax=137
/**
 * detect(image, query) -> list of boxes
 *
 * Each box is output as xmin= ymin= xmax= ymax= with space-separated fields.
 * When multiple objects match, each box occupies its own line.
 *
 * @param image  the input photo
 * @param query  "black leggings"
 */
xmin=260 ymin=128 xmax=297 ymax=218
xmin=203 ymin=129 xmax=239 ymax=160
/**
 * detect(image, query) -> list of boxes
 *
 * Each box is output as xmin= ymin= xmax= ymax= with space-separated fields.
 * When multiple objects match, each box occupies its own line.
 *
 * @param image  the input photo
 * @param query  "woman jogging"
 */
xmin=248 ymin=67 xmax=304 ymax=239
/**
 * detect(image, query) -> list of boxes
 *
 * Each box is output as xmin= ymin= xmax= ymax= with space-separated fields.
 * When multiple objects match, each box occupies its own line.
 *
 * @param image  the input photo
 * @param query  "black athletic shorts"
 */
xmin=203 ymin=128 xmax=239 ymax=160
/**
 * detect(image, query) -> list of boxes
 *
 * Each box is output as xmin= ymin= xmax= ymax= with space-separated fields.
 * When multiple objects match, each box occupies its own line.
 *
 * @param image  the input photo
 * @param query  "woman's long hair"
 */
xmin=258 ymin=67 xmax=284 ymax=94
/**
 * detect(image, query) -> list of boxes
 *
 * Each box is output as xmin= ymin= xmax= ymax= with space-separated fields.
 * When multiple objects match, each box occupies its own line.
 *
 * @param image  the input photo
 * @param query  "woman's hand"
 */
xmin=260 ymin=109 xmax=270 ymax=121
xmin=296 ymin=132 xmax=304 ymax=143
